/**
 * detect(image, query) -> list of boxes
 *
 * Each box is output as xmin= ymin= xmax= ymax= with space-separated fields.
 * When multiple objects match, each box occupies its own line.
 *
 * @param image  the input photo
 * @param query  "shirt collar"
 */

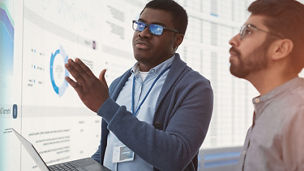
xmin=252 ymin=77 xmax=303 ymax=119
xmin=131 ymin=54 xmax=175 ymax=76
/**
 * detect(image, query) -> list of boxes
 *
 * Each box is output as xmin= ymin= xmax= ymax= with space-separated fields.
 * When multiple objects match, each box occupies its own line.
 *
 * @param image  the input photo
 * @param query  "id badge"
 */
xmin=112 ymin=145 xmax=135 ymax=163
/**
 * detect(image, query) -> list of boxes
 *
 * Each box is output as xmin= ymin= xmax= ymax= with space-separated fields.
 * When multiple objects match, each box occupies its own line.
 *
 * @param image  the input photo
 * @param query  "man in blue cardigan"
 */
xmin=65 ymin=0 xmax=213 ymax=170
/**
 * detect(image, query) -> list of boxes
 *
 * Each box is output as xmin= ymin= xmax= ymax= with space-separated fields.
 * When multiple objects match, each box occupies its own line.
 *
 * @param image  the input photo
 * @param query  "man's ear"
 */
xmin=270 ymin=39 xmax=294 ymax=61
xmin=173 ymin=34 xmax=184 ymax=50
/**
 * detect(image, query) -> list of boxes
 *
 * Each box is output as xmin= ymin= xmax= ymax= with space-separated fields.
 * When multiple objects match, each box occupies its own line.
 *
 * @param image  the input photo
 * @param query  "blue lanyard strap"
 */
xmin=132 ymin=65 xmax=171 ymax=116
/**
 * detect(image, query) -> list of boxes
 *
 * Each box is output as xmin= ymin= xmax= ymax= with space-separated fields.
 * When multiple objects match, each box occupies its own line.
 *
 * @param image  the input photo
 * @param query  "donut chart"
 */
xmin=50 ymin=47 xmax=69 ymax=96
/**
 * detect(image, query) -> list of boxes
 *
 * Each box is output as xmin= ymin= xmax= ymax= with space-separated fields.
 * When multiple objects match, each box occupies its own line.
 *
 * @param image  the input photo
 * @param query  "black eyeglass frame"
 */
xmin=132 ymin=20 xmax=179 ymax=36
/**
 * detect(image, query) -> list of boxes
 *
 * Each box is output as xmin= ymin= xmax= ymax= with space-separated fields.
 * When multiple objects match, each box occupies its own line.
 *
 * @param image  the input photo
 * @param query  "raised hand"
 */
xmin=65 ymin=58 xmax=109 ymax=112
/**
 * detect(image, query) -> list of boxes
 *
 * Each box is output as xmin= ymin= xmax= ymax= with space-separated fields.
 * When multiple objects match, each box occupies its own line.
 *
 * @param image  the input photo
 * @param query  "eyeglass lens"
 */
xmin=133 ymin=21 xmax=164 ymax=36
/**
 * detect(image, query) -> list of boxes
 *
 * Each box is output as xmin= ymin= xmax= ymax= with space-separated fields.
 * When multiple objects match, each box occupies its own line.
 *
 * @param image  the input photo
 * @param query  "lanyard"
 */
xmin=131 ymin=65 xmax=171 ymax=116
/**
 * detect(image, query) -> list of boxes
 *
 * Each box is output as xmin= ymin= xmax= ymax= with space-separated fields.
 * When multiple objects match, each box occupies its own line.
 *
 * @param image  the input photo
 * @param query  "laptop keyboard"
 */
xmin=48 ymin=162 xmax=80 ymax=171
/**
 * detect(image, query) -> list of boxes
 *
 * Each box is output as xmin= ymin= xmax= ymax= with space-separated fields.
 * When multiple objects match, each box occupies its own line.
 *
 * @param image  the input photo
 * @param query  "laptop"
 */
xmin=11 ymin=128 xmax=111 ymax=171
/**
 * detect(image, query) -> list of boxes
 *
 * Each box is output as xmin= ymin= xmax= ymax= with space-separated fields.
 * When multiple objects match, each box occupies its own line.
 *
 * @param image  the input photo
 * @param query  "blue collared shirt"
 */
xmin=103 ymin=55 xmax=175 ymax=171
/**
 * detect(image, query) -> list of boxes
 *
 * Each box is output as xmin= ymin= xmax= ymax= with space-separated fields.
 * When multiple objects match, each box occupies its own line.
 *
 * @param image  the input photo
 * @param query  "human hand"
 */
xmin=65 ymin=58 xmax=109 ymax=112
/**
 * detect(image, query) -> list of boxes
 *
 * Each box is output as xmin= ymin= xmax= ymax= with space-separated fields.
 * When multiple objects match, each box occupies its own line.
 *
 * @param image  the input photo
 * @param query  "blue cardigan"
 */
xmin=92 ymin=54 xmax=213 ymax=171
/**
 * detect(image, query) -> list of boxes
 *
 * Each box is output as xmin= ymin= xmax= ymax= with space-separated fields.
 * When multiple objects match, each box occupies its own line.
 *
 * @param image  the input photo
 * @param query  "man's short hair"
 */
xmin=141 ymin=0 xmax=188 ymax=35
xmin=248 ymin=0 xmax=304 ymax=72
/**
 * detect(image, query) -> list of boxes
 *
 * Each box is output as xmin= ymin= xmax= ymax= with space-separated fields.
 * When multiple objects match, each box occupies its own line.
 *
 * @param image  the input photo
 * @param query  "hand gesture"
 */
xmin=65 ymin=58 xmax=109 ymax=112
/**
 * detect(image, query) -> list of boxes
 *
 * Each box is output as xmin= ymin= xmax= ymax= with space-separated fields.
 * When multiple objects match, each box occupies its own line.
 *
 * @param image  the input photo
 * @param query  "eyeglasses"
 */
xmin=239 ymin=24 xmax=283 ymax=40
xmin=132 ymin=20 xmax=179 ymax=36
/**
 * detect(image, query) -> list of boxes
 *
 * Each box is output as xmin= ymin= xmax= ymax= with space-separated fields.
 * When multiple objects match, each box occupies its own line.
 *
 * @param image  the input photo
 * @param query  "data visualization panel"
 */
xmin=19 ymin=0 xmax=104 ymax=170
xmin=4 ymin=0 xmax=304 ymax=171
xmin=0 ymin=0 xmax=23 ymax=170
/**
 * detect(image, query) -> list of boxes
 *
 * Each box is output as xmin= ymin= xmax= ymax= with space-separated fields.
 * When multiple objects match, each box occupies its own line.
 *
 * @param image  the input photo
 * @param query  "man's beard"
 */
xmin=229 ymin=38 xmax=272 ymax=79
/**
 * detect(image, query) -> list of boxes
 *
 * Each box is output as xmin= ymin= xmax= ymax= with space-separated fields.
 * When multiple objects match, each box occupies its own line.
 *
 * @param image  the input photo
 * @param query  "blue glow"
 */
xmin=203 ymin=151 xmax=241 ymax=168
xmin=0 ymin=6 xmax=14 ymax=77
xmin=0 ymin=2 xmax=14 ymax=170
xmin=204 ymin=152 xmax=241 ymax=161
xmin=204 ymin=159 xmax=239 ymax=168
